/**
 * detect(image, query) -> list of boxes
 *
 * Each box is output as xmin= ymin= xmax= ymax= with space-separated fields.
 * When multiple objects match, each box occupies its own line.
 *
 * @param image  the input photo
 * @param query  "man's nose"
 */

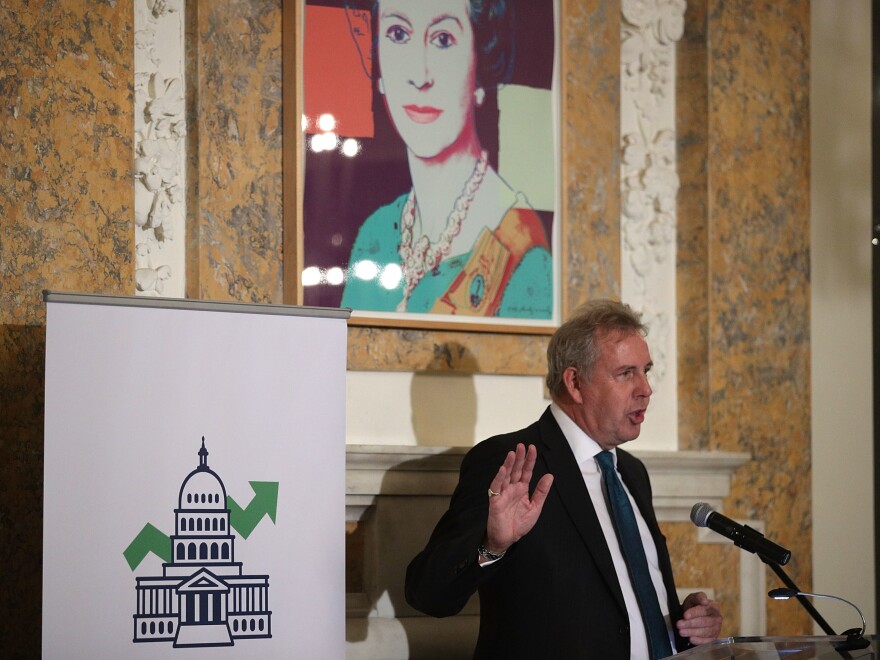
xmin=636 ymin=372 xmax=652 ymax=397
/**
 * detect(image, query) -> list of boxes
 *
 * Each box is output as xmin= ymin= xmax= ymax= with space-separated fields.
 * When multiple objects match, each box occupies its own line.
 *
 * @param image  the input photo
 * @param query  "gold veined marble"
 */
xmin=677 ymin=0 xmax=712 ymax=451
xmin=1 ymin=4 xmax=134 ymax=325
xmin=561 ymin=0 xmax=621 ymax=310
xmin=189 ymin=0 xmax=284 ymax=303
xmin=688 ymin=0 xmax=811 ymax=635
xmin=0 ymin=2 xmax=134 ymax=653
xmin=665 ymin=521 xmax=743 ymax=635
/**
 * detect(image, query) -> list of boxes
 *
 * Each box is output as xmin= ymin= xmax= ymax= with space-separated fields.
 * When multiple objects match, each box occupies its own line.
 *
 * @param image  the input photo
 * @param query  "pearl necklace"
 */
xmin=397 ymin=151 xmax=488 ymax=312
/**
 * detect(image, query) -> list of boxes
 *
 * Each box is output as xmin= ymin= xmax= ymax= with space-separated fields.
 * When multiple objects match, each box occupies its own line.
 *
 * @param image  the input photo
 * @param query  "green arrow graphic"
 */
xmin=124 ymin=523 xmax=171 ymax=570
xmin=228 ymin=481 xmax=279 ymax=539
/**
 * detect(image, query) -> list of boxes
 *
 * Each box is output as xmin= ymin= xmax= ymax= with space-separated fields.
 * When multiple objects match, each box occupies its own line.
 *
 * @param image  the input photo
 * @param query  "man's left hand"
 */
xmin=677 ymin=591 xmax=722 ymax=645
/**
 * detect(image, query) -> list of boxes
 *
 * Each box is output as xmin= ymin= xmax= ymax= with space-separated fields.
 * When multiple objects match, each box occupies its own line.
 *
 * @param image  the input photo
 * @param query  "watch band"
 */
xmin=478 ymin=544 xmax=506 ymax=561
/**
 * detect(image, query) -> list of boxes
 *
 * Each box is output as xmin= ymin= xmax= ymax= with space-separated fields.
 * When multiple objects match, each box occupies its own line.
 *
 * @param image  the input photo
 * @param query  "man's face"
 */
xmin=567 ymin=330 xmax=653 ymax=450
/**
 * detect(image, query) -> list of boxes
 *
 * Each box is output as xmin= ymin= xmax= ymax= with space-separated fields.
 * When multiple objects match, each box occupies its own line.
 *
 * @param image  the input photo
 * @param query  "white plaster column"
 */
xmin=133 ymin=0 xmax=187 ymax=297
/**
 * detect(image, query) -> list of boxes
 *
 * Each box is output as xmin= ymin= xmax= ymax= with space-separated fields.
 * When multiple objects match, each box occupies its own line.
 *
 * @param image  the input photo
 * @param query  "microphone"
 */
xmin=769 ymin=588 xmax=870 ymax=649
xmin=690 ymin=502 xmax=791 ymax=565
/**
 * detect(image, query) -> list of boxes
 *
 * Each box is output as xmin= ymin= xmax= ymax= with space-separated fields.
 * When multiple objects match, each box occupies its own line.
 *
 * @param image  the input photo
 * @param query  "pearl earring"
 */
xmin=474 ymin=87 xmax=485 ymax=107
xmin=378 ymin=78 xmax=385 ymax=95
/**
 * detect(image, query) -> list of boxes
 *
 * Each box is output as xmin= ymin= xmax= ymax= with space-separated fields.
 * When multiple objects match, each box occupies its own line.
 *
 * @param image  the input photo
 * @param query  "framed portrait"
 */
xmin=296 ymin=0 xmax=561 ymax=333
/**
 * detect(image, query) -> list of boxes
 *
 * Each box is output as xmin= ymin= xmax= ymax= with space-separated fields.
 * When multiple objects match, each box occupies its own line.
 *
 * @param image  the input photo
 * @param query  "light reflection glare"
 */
xmin=301 ymin=114 xmax=309 ymax=132
xmin=310 ymin=133 xmax=340 ymax=153
xmin=342 ymin=138 xmax=360 ymax=158
xmin=353 ymin=259 xmax=379 ymax=280
xmin=318 ymin=113 xmax=336 ymax=132
xmin=380 ymin=264 xmax=403 ymax=290
xmin=326 ymin=267 xmax=344 ymax=286
xmin=301 ymin=266 xmax=321 ymax=286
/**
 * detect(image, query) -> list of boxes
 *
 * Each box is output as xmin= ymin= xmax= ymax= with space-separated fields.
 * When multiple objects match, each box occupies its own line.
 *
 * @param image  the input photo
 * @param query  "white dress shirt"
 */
xmin=550 ymin=403 xmax=675 ymax=660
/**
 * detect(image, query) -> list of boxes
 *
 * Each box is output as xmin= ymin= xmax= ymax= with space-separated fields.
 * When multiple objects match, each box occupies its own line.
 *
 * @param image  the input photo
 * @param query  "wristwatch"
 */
xmin=478 ymin=544 xmax=506 ymax=561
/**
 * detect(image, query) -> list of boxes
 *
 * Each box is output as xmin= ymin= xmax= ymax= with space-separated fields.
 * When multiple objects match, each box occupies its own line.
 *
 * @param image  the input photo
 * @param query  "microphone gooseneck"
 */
xmin=769 ymin=588 xmax=867 ymax=638
xmin=768 ymin=588 xmax=871 ymax=651
xmin=689 ymin=502 xmax=792 ymax=566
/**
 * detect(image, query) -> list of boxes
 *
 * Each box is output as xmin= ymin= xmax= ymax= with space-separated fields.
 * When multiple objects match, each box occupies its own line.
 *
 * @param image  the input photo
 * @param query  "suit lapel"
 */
xmin=535 ymin=409 xmax=628 ymax=613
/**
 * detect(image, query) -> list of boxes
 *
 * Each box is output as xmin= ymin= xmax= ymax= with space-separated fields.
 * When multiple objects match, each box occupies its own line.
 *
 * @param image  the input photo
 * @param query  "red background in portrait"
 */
xmin=303 ymin=5 xmax=374 ymax=137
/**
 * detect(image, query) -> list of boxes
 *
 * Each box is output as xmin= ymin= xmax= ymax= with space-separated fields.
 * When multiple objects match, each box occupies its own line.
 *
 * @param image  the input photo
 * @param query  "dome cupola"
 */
xmin=178 ymin=437 xmax=227 ymax=510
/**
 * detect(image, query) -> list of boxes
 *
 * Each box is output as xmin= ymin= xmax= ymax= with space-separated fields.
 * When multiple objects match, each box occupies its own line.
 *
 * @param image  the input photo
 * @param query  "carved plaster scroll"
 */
xmin=620 ymin=0 xmax=686 ymax=447
xmin=620 ymin=0 xmax=685 ymax=377
xmin=133 ymin=0 xmax=186 ymax=297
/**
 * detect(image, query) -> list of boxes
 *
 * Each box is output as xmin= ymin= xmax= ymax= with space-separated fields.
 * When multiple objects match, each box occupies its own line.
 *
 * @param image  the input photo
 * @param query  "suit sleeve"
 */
xmin=404 ymin=438 xmax=511 ymax=617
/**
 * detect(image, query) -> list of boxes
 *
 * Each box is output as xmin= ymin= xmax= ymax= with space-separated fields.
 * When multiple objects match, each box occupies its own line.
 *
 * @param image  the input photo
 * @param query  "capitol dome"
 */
xmin=178 ymin=438 xmax=228 ymax=510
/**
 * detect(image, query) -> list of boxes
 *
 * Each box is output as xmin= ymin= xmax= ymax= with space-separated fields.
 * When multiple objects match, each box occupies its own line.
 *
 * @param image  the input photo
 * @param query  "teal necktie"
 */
xmin=595 ymin=450 xmax=673 ymax=660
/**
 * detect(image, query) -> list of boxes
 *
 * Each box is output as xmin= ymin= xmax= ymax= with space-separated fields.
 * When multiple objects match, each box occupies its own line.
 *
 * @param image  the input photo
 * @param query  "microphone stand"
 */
xmin=762 ymin=557 xmax=837 ymax=635
xmin=763 ymin=557 xmax=871 ymax=654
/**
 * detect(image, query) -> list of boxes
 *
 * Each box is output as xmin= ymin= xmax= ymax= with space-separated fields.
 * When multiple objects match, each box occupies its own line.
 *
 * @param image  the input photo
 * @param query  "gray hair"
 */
xmin=545 ymin=299 xmax=648 ymax=398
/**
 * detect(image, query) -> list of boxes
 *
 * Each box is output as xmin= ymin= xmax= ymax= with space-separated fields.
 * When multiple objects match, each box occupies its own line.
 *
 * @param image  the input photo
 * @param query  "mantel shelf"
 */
xmin=345 ymin=444 xmax=751 ymax=522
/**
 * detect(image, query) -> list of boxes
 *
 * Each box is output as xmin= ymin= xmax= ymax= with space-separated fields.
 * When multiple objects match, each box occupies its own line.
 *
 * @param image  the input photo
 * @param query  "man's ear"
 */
xmin=561 ymin=366 xmax=584 ymax=404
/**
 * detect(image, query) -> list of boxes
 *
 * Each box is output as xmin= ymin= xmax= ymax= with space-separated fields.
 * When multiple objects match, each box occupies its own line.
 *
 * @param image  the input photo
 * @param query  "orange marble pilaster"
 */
xmin=191 ymin=0 xmax=284 ymax=303
xmin=0 ymin=2 xmax=134 ymax=654
xmin=705 ymin=0 xmax=811 ymax=636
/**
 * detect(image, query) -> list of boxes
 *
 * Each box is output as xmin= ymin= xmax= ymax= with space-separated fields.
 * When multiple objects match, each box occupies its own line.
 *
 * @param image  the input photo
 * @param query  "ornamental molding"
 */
xmin=343 ymin=444 xmax=748 ymax=523
xmin=133 ymin=0 xmax=186 ymax=297
xmin=620 ymin=0 xmax=686 ymax=382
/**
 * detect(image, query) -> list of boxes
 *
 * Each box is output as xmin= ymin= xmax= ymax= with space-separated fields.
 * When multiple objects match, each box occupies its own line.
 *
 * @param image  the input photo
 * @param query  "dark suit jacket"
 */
xmin=405 ymin=407 xmax=690 ymax=659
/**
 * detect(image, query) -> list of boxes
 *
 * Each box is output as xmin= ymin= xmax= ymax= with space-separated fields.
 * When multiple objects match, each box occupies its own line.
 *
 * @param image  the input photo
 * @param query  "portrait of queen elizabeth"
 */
xmin=302 ymin=0 xmax=557 ymax=322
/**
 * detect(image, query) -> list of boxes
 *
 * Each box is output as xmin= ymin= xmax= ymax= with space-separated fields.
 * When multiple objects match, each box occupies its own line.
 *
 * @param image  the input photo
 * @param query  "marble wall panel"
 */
xmin=0 ymin=2 xmax=134 ymax=654
xmin=706 ymin=0 xmax=811 ymax=635
xmin=677 ymin=0 xmax=711 ymax=451
xmin=665 ymin=521 xmax=743 ymax=635
xmin=190 ymin=0 xmax=284 ymax=303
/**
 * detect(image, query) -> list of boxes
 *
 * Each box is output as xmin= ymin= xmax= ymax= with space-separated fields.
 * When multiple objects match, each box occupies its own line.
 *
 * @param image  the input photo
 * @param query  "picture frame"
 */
xmin=283 ymin=0 xmax=622 ymax=374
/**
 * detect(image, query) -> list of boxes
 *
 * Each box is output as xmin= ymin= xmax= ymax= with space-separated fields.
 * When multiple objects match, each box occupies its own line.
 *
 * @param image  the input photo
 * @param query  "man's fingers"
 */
xmin=677 ymin=600 xmax=722 ymax=644
xmin=489 ymin=444 xmax=546 ymax=503
xmin=529 ymin=473 xmax=554 ymax=510
xmin=508 ymin=443 xmax=526 ymax=484
xmin=488 ymin=451 xmax=514 ymax=497
xmin=519 ymin=444 xmax=538 ymax=483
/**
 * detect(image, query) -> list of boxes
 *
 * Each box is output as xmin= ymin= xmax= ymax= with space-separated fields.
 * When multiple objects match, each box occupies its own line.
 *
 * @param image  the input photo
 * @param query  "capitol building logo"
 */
xmin=132 ymin=439 xmax=272 ymax=648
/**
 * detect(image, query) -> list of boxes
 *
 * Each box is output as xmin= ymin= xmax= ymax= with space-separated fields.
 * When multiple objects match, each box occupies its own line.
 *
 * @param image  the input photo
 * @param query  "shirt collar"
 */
xmin=549 ymin=402 xmax=616 ymax=472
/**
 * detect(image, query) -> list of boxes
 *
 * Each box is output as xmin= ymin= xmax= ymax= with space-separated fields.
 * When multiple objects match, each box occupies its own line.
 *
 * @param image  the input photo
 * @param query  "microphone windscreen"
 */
xmin=690 ymin=502 xmax=713 ymax=527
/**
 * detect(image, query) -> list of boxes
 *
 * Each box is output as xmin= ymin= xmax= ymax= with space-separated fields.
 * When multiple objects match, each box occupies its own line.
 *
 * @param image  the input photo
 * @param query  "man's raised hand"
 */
xmin=483 ymin=443 xmax=554 ymax=557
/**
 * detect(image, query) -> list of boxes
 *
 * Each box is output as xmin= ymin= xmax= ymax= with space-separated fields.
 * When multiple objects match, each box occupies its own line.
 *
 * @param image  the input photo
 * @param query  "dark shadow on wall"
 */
xmin=0 ymin=323 xmax=47 ymax=658
xmin=411 ymin=341 xmax=481 ymax=447
xmin=346 ymin=344 xmax=482 ymax=658
xmin=411 ymin=372 xmax=478 ymax=448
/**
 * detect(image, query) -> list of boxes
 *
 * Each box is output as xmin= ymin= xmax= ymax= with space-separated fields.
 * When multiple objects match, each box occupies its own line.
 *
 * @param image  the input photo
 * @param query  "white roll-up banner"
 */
xmin=43 ymin=292 xmax=349 ymax=658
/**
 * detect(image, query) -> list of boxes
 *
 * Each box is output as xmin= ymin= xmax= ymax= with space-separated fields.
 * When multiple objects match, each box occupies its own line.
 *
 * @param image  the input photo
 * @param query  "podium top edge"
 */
xmin=42 ymin=291 xmax=352 ymax=320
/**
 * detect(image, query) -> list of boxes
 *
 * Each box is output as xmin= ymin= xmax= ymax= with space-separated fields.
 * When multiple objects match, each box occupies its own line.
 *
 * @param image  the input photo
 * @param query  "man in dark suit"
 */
xmin=405 ymin=300 xmax=722 ymax=659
